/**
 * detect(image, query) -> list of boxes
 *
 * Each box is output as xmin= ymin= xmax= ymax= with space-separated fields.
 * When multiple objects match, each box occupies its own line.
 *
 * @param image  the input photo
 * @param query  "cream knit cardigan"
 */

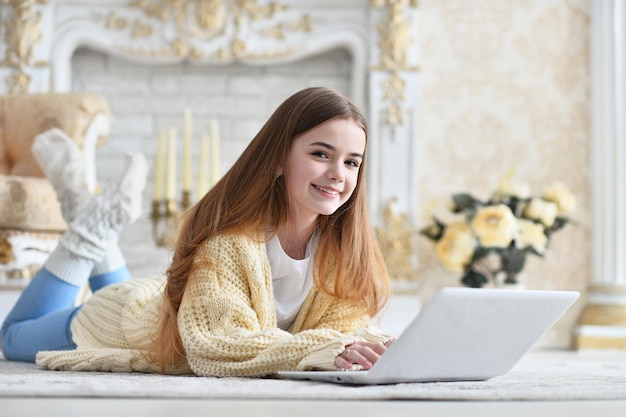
xmin=36 ymin=233 xmax=391 ymax=376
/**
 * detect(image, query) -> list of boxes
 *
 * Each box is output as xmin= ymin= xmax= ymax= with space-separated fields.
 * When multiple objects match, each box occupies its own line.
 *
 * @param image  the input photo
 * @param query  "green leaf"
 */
xmin=528 ymin=246 xmax=545 ymax=257
xmin=547 ymin=217 xmax=568 ymax=234
xmin=471 ymin=246 xmax=491 ymax=262
xmin=419 ymin=218 xmax=445 ymax=241
xmin=451 ymin=193 xmax=480 ymax=213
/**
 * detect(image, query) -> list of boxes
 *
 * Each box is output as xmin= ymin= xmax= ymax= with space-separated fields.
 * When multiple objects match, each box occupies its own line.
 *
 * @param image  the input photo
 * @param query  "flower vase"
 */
xmin=496 ymin=273 xmax=525 ymax=290
xmin=495 ymin=281 xmax=526 ymax=290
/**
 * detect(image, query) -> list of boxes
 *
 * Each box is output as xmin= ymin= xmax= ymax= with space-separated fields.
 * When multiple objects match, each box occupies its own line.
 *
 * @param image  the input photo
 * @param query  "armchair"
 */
xmin=0 ymin=93 xmax=111 ymax=288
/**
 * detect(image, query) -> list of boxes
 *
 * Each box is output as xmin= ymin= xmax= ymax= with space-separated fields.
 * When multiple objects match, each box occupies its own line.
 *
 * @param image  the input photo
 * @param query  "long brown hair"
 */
xmin=151 ymin=87 xmax=390 ymax=370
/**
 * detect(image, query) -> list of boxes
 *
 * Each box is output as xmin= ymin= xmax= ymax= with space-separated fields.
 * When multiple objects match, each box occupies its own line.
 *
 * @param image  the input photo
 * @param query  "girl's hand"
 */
xmin=334 ymin=341 xmax=391 ymax=370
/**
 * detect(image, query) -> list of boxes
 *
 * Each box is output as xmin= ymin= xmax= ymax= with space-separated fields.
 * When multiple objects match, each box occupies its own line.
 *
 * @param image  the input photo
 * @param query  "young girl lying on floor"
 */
xmin=1 ymin=87 xmax=393 ymax=376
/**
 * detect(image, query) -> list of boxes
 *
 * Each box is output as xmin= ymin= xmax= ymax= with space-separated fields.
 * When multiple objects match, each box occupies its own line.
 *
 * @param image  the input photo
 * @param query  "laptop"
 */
xmin=278 ymin=287 xmax=579 ymax=385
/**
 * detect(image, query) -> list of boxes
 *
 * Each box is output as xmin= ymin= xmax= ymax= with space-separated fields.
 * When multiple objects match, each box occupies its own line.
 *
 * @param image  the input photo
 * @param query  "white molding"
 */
xmin=576 ymin=0 xmax=626 ymax=349
xmin=52 ymin=24 xmax=116 ymax=92
xmin=614 ymin=0 xmax=626 ymax=285
xmin=51 ymin=21 xmax=369 ymax=104
xmin=590 ymin=0 xmax=626 ymax=287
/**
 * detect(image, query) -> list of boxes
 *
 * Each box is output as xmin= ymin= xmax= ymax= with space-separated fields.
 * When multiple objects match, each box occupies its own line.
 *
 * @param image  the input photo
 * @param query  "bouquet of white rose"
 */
xmin=420 ymin=173 xmax=576 ymax=288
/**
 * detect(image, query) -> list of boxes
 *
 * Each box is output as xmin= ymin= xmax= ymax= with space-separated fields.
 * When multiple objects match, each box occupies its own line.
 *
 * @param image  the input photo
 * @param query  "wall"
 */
xmin=415 ymin=0 xmax=591 ymax=347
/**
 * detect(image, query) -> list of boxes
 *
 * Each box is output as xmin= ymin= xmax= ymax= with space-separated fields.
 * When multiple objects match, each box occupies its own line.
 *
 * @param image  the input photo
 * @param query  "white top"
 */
xmin=266 ymin=230 xmax=319 ymax=330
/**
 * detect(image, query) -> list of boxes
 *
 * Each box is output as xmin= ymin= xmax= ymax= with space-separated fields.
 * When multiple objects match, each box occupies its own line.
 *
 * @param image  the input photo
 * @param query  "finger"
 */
xmin=345 ymin=348 xmax=373 ymax=369
xmin=334 ymin=355 xmax=353 ymax=370
xmin=366 ymin=342 xmax=388 ymax=355
xmin=355 ymin=346 xmax=382 ymax=366
xmin=351 ymin=341 xmax=387 ymax=357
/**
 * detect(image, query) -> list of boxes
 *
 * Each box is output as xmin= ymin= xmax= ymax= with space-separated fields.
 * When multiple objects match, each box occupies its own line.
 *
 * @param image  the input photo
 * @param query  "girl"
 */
xmin=1 ymin=87 xmax=392 ymax=376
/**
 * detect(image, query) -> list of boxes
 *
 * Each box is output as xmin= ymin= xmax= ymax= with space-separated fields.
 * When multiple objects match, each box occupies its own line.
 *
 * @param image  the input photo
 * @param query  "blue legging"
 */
xmin=1 ymin=267 xmax=130 ymax=362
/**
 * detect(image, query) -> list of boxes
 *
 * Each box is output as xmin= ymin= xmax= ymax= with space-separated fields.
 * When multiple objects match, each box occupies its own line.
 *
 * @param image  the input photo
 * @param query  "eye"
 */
xmin=312 ymin=151 xmax=329 ymax=159
xmin=345 ymin=159 xmax=361 ymax=168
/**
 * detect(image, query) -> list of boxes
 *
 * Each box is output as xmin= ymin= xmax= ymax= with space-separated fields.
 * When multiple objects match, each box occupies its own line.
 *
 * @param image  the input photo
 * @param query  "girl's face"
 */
xmin=279 ymin=118 xmax=366 ymax=225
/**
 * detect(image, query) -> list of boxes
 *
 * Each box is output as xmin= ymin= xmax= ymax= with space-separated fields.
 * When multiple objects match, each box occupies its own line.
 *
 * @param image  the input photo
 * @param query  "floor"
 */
xmin=2 ymin=398 xmax=626 ymax=417
xmin=1 ymin=350 xmax=626 ymax=416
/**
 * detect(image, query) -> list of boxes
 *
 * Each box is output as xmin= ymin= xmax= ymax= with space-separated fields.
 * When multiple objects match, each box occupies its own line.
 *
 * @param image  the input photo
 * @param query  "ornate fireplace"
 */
xmin=0 ymin=0 xmax=420 ymax=283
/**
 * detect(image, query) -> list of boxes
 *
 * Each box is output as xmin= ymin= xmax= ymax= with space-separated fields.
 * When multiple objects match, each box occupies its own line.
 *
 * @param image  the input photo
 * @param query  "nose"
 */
xmin=327 ymin=162 xmax=345 ymax=182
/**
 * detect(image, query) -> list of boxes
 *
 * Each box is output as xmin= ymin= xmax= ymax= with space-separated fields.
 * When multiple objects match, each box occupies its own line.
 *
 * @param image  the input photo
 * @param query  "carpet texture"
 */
xmin=1 ymin=351 xmax=626 ymax=401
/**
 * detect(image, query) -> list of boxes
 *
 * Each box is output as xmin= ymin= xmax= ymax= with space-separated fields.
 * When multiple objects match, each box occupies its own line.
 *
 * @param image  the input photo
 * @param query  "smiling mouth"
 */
xmin=314 ymin=185 xmax=340 ymax=196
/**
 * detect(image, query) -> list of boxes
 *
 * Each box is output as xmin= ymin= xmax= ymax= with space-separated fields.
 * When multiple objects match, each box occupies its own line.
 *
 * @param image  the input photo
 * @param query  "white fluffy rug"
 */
xmin=2 ymin=351 xmax=626 ymax=401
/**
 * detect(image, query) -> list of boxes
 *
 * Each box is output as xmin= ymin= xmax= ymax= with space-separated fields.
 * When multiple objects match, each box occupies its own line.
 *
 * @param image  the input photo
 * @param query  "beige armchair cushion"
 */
xmin=0 ymin=175 xmax=66 ymax=232
xmin=0 ymin=93 xmax=110 ymax=178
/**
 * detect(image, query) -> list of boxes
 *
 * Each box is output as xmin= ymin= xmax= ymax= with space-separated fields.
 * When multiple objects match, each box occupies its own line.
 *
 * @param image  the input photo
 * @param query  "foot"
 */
xmin=103 ymin=152 xmax=149 ymax=226
xmin=31 ymin=128 xmax=91 ymax=223
xmin=59 ymin=153 xmax=148 ymax=261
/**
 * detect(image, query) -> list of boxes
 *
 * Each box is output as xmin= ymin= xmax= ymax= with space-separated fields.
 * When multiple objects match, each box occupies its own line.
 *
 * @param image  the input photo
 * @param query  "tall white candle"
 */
xmin=153 ymin=130 xmax=166 ymax=201
xmin=210 ymin=119 xmax=220 ymax=186
xmin=166 ymin=127 xmax=177 ymax=200
xmin=183 ymin=108 xmax=192 ymax=192
xmin=197 ymin=133 xmax=209 ymax=199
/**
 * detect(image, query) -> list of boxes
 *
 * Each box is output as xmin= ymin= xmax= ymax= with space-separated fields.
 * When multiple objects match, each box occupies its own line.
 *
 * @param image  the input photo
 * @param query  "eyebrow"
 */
xmin=308 ymin=141 xmax=364 ymax=159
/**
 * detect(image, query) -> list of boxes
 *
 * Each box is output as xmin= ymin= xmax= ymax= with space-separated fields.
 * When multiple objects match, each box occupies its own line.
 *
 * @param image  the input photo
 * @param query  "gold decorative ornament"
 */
xmin=132 ymin=20 xmax=154 ymax=38
xmin=384 ymin=72 xmax=406 ymax=100
xmin=375 ymin=198 xmax=419 ymax=286
xmin=0 ymin=237 xmax=13 ymax=264
xmin=6 ymin=71 xmax=31 ymax=94
xmin=151 ymin=199 xmax=183 ymax=248
xmin=385 ymin=102 xmax=403 ymax=126
xmin=371 ymin=0 xmax=418 ymax=127
xmin=1 ymin=0 xmax=48 ymax=94
xmin=111 ymin=0 xmax=312 ymax=60
xmin=106 ymin=12 xmax=129 ymax=31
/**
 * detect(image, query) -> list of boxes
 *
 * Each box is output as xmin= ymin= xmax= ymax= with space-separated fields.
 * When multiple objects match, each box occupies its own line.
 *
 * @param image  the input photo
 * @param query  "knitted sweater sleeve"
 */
xmin=178 ymin=234 xmax=391 ymax=377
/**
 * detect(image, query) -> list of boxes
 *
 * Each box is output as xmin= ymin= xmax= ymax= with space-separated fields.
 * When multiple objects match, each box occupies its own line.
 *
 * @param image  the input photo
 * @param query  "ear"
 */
xmin=276 ymin=164 xmax=283 ymax=177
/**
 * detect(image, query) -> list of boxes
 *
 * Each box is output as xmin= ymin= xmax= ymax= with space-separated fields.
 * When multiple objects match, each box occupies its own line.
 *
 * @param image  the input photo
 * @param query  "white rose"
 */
xmin=516 ymin=219 xmax=548 ymax=254
xmin=523 ymin=198 xmax=558 ymax=227
xmin=543 ymin=182 xmax=576 ymax=215
xmin=435 ymin=222 xmax=476 ymax=273
xmin=496 ymin=179 xmax=530 ymax=199
xmin=470 ymin=204 xmax=518 ymax=248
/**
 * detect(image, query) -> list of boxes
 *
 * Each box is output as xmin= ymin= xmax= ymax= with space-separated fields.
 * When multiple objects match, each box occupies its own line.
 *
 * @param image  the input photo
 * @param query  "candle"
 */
xmin=166 ymin=127 xmax=177 ymax=200
xmin=210 ymin=119 xmax=220 ymax=186
xmin=183 ymin=108 xmax=192 ymax=192
xmin=153 ymin=130 xmax=166 ymax=201
xmin=197 ymin=133 xmax=209 ymax=199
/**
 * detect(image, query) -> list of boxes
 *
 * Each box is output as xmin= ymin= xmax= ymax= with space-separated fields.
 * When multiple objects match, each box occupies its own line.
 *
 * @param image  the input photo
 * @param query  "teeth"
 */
xmin=316 ymin=185 xmax=339 ymax=195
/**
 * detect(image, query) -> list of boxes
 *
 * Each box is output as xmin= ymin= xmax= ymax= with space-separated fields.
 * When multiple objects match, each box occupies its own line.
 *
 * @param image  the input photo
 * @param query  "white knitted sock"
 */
xmin=31 ymin=128 xmax=91 ymax=223
xmin=43 ymin=245 xmax=96 ymax=287
xmin=58 ymin=153 xmax=148 ymax=263
xmin=90 ymin=241 xmax=126 ymax=277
